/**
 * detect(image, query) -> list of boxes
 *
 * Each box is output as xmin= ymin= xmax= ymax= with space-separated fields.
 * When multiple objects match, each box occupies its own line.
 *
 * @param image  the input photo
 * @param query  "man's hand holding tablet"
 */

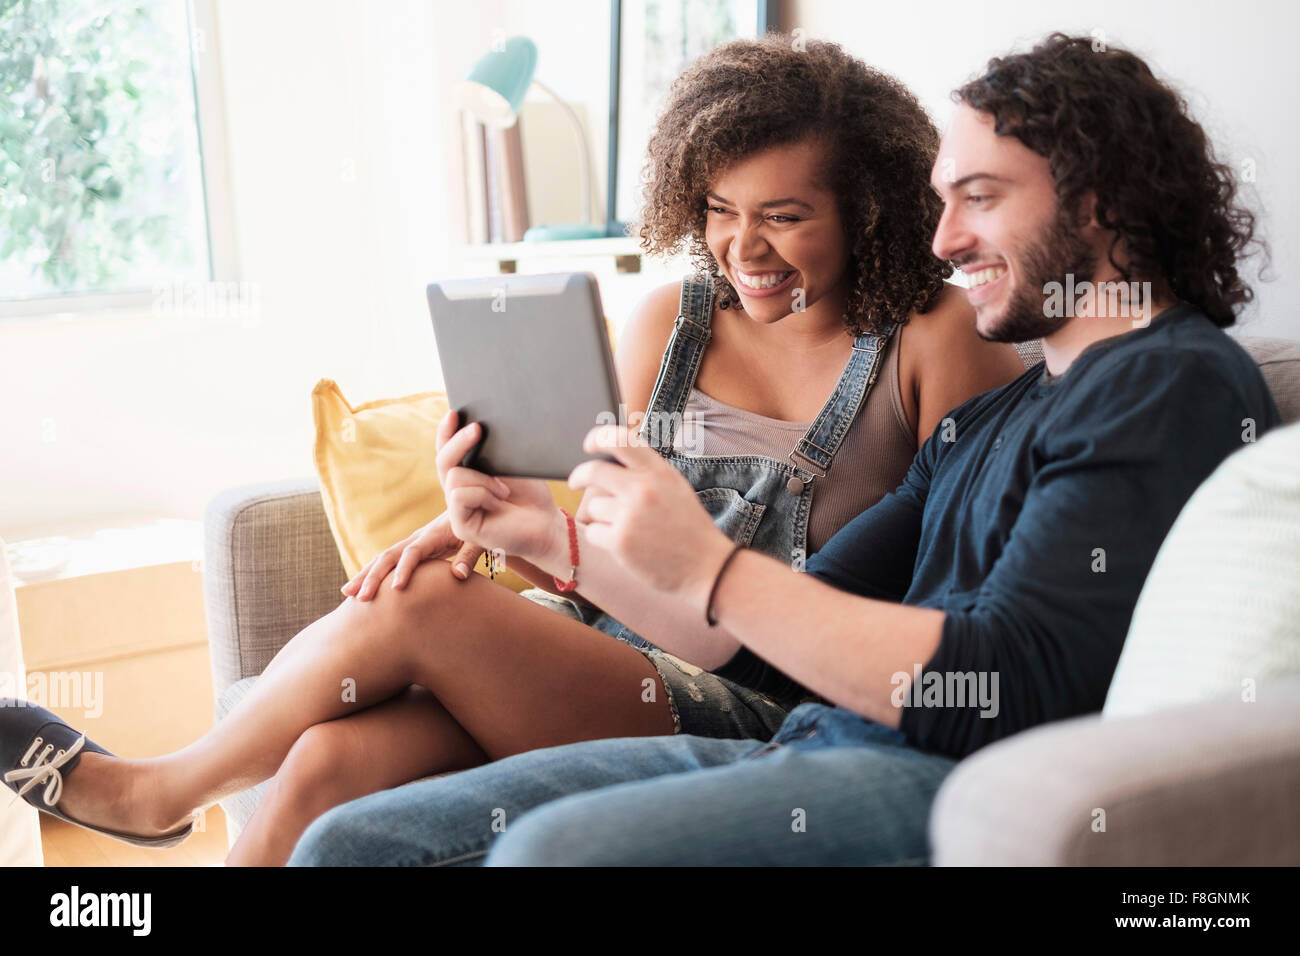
xmin=571 ymin=422 xmax=734 ymax=611
xmin=433 ymin=414 xmax=730 ymax=615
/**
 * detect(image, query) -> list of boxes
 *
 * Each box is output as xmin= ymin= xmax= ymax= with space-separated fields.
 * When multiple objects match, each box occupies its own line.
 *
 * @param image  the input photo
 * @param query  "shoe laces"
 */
xmin=4 ymin=733 xmax=87 ymax=806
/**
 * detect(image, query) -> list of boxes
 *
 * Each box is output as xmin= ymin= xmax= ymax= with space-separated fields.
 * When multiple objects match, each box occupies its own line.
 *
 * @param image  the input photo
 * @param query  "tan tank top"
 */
xmin=671 ymin=329 xmax=917 ymax=553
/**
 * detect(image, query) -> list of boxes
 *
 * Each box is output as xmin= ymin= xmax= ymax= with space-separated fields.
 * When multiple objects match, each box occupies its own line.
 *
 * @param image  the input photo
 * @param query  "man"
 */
xmin=289 ymin=33 xmax=1279 ymax=866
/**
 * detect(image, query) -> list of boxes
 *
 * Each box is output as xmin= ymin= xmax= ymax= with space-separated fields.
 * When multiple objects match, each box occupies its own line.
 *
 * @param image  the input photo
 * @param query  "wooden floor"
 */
xmin=40 ymin=806 xmax=229 ymax=867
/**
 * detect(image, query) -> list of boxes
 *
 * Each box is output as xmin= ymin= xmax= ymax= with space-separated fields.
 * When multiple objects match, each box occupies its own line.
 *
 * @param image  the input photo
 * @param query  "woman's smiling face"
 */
xmin=704 ymin=137 xmax=850 ymax=326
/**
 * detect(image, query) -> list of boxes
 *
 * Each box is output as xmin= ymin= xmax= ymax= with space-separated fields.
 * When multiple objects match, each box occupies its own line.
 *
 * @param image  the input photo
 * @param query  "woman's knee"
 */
xmin=375 ymin=559 xmax=470 ymax=623
xmin=268 ymin=721 xmax=361 ymax=816
xmin=339 ymin=558 xmax=466 ymax=656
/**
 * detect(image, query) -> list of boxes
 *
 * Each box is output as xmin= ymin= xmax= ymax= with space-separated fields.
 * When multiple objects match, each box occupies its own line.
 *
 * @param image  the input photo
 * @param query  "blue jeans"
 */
xmin=287 ymin=704 xmax=960 ymax=866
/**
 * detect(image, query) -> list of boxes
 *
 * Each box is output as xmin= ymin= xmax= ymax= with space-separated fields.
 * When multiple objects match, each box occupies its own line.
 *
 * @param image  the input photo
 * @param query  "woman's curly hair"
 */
xmin=633 ymin=34 xmax=950 ymax=335
xmin=955 ymin=33 xmax=1263 ymax=327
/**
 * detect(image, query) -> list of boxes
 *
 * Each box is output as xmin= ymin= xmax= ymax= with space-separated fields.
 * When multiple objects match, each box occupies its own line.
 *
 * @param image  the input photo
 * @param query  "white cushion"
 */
xmin=1104 ymin=421 xmax=1300 ymax=717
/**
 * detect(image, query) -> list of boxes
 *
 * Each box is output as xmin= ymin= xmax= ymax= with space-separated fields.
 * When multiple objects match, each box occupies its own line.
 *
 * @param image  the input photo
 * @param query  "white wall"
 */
xmin=782 ymin=0 xmax=1300 ymax=341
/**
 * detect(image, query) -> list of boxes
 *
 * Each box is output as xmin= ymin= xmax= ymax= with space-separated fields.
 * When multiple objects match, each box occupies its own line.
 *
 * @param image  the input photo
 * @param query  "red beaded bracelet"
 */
xmin=553 ymin=507 xmax=580 ymax=593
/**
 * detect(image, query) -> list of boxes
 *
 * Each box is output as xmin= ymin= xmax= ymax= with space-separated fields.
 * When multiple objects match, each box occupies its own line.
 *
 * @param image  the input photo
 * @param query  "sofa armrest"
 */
xmin=202 ymin=477 xmax=348 ymax=701
xmin=929 ymin=676 xmax=1300 ymax=865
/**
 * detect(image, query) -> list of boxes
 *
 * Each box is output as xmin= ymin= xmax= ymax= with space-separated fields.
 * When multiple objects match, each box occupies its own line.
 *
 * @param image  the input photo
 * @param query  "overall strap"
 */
xmin=638 ymin=273 xmax=715 ymax=452
xmin=788 ymin=321 xmax=898 ymax=481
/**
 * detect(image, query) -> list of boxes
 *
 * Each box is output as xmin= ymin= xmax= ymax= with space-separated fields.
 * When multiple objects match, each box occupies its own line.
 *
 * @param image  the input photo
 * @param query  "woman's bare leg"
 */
xmin=54 ymin=559 xmax=674 ymax=838
xmin=224 ymin=686 xmax=481 ymax=866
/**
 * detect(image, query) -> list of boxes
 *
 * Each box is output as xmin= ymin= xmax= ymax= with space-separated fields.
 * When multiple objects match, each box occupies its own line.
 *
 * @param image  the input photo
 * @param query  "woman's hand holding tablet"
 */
xmin=337 ymin=407 xmax=569 ymax=602
xmin=436 ymin=409 xmax=570 ymax=575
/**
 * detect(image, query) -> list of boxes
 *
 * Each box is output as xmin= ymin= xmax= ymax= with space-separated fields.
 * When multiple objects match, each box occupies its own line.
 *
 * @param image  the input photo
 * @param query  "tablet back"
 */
xmin=426 ymin=272 xmax=621 ymax=479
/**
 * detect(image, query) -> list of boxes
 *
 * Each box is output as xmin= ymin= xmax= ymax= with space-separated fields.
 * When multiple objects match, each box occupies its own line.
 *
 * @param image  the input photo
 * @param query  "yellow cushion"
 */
xmin=312 ymin=379 xmax=587 ymax=592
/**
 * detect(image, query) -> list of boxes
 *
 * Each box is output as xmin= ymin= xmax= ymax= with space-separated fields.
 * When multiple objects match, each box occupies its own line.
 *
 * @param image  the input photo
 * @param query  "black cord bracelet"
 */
xmin=705 ymin=543 xmax=745 ymax=627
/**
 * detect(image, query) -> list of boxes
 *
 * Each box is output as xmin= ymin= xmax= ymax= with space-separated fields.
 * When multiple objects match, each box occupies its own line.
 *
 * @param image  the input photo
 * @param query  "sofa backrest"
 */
xmin=1242 ymin=338 xmax=1300 ymax=424
xmin=1012 ymin=336 xmax=1300 ymax=424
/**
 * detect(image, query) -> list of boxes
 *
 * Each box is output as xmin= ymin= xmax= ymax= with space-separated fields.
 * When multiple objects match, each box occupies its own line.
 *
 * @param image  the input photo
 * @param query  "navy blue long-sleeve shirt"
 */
xmin=717 ymin=305 xmax=1280 ymax=757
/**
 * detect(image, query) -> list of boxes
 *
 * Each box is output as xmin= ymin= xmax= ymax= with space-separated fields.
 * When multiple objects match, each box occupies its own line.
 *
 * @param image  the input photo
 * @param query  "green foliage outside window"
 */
xmin=0 ymin=0 xmax=207 ymax=298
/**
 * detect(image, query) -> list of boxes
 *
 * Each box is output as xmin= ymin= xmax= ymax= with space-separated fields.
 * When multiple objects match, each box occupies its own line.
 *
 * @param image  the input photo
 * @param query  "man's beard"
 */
xmin=975 ymin=208 xmax=1097 ymax=344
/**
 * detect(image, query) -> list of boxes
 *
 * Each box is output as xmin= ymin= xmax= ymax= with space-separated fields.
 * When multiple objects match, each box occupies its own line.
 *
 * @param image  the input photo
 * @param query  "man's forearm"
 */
xmin=702 ymin=548 xmax=945 ymax=727
xmin=560 ymin=424 xmax=945 ymax=723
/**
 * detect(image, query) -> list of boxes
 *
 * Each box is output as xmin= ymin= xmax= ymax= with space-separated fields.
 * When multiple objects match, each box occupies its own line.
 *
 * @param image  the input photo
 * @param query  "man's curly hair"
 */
xmin=633 ymin=34 xmax=949 ymax=335
xmin=955 ymin=33 xmax=1263 ymax=327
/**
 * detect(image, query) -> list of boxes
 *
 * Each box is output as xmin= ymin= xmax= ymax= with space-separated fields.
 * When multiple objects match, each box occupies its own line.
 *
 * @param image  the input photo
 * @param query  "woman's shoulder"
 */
xmin=897 ymin=281 xmax=1019 ymax=368
xmin=614 ymin=279 xmax=688 ymax=414
xmin=619 ymin=279 xmax=685 ymax=357
xmin=896 ymin=282 xmax=974 ymax=347
xmin=894 ymin=281 xmax=1027 ymax=441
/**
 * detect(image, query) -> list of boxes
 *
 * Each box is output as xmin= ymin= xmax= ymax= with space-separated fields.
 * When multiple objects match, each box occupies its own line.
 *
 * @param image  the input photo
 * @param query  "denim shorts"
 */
xmin=519 ymin=588 xmax=795 ymax=742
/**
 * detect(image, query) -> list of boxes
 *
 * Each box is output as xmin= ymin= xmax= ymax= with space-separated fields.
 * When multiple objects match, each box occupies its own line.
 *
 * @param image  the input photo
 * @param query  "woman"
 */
xmin=1 ymin=36 xmax=1024 ymax=864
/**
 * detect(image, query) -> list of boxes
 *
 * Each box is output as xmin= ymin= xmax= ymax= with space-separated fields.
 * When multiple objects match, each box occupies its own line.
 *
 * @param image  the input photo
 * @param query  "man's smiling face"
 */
xmin=930 ymin=105 xmax=1097 ymax=343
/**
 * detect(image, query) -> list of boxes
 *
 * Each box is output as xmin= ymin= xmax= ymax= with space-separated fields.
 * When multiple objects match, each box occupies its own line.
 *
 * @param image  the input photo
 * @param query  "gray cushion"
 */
xmin=1013 ymin=339 xmax=1044 ymax=369
xmin=1241 ymin=337 xmax=1300 ymax=423
xmin=203 ymin=479 xmax=348 ymax=698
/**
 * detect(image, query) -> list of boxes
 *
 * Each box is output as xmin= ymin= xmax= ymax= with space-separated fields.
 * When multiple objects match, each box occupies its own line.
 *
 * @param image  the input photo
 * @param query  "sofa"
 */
xmin=203 ymin=334 xmax=1300 ymax=861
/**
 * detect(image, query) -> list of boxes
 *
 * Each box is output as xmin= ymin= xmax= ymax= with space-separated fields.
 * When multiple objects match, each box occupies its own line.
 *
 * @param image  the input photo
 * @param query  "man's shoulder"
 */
xmin=1065 ymin=306 xmax=1274 ymax=415
xmin=1088 ymin=306 xmax=1264 ymax=389
xmin=1037 ymin=307 xmax=1278 ymax=465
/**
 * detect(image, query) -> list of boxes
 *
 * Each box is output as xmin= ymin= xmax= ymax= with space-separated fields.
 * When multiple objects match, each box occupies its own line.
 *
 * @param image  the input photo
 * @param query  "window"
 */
xmin=0 ymin=0 xmax=229 ymax=315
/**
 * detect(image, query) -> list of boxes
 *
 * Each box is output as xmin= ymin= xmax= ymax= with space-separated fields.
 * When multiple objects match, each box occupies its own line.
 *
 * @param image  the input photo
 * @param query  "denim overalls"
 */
xmin=529 ymin=272 xmax=896 ymax=737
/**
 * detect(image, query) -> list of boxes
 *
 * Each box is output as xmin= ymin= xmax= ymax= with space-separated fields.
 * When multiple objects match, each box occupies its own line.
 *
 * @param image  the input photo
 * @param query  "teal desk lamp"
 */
xmin=458 ymin=36 xmax=604 ymax=241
